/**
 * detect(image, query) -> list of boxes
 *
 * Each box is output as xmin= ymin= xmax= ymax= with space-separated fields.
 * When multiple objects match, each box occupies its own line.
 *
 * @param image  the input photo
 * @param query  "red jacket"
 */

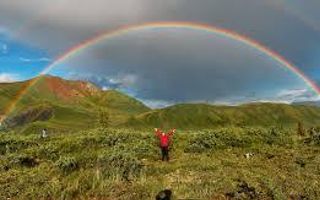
xmin=155 ymin=129 xmax=175 ymax=147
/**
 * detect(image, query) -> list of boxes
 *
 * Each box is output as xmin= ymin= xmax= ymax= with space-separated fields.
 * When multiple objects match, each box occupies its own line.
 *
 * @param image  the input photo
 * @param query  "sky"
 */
xmin=0 ymin=0 xmax=320 ymax=107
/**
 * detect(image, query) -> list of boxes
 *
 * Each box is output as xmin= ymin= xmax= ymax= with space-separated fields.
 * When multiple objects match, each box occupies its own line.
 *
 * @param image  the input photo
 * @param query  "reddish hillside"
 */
xmin=34 ymin=75 xmax=100 ymax=102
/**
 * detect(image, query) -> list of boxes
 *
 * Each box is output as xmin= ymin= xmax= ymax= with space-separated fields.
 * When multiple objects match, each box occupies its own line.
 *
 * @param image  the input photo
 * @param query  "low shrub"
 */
xmin=184 ymin=129 xmax=252 ymax=153
xmin=98 ymin=150 xmax=144 ymax=181
xmin=56 ymin=156 xmax=79 ymax=173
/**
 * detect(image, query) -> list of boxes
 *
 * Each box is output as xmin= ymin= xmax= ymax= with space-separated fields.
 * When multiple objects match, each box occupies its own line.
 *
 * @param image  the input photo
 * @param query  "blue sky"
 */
xmin=0 ymin=33 xmax=51 ymax=80
xmin=0 ymin=0 xmax=320 ymax=107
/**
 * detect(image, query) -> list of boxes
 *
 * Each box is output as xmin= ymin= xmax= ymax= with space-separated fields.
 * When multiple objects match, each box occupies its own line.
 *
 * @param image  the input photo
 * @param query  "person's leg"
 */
xmin=165 ymin=147 xmax=169 ymax=161
xmin=161 ymin=147 xmax=165 ymax=161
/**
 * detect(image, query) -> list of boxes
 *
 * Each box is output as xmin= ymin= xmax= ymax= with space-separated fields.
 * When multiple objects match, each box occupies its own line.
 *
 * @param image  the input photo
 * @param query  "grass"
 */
xmin=1 ymin=127 xmax=320 ymax=199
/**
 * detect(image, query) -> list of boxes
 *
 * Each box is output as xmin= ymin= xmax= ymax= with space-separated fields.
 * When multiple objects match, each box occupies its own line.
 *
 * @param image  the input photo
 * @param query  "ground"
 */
xmin=0 ymin=127 xmax=319 ymax=199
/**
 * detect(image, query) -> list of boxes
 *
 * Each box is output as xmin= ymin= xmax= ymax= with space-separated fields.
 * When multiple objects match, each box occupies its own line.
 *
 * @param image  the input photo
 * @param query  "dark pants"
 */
xmin=161 ymin=146 xmax=169 ymax=161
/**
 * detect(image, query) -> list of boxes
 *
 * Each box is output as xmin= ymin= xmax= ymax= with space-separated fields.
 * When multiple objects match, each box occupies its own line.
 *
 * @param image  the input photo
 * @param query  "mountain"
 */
xmin=0 ymin=75 xmax=150 ymax=131
xmin=1 ymin=75 xmax=320 ymax=131
xmin=292 ymin=101 xmax=320 ymax=107
xmin=129 ymin=103 xmax=320 ymax=129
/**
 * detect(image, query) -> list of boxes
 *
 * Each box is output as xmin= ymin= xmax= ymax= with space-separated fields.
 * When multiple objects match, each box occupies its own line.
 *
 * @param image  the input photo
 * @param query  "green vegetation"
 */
xmin=1 ymin=76 xmax=320 ymax=199
xmin=132 ymin=103 xmax=320 ymax=129
xmin=1 ymin=127 xmax=320 ymax=199
xmin=0 ymin=76 xmax=150 ymax=131
xmin=2 ymin=76 xmax=320 ymax=131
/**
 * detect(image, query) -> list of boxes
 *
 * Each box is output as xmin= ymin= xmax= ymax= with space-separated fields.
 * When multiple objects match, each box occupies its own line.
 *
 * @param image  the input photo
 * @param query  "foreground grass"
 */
xmin=0 ymin=127 xmax=320 ymax=199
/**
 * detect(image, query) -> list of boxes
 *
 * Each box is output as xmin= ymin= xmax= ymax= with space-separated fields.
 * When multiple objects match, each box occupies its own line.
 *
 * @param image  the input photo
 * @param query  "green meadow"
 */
xmin=1 ymin=127 xmax=320 ymax=199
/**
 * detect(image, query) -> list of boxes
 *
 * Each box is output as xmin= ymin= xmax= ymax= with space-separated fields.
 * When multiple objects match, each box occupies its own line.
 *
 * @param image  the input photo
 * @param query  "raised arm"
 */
xmin=168 ymin=128 xmax=176 ymax=136
xmin=154 ymin=128 xmax=161 ymax=137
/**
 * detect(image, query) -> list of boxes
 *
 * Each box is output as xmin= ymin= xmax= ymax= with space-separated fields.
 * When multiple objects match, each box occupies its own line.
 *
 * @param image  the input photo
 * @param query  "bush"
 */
xmin=56 ymin=156 xmax=78 ymax=173
xmin=98 ymin=150 xmax=144 ymax=181
xmin=0 ymin=138 xmax=37 ymax=154
xmin=261 ymin=128 xmax=293 ymax=146
xmin=184 ymin=129 xmax=252 ymax=153
xmin=184 ymin=132 xmax=221 ymax=153
xmin=38 ymin=143 xmax=60 ymax=161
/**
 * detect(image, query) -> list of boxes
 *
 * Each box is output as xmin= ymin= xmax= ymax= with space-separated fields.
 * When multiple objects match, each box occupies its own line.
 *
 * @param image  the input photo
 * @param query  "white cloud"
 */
xmin=141 ymin=99 xmax=174 ymax=108
xmin=206 ymin=89 xmax=320 ymax=106
xmin=0 ymin=73 xmax=19 ymax=83
xmin=19 ymin=57 xmax=51 ymax=62
xmin=102 ymin=86 xmax=110 ymax=91
xmin=109 ymin=74 xmax=138 ymax=87
xmin=275 ymin=88 xmax=320 ymax=102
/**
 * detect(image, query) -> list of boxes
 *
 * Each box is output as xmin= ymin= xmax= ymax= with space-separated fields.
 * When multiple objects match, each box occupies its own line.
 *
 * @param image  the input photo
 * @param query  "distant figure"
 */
xmin=244 ymin=152 xmax=254 ymax=159
xmin=41 ymin=128 xmax=48 ymax=138
xmin=154 ymin=128 xmax=176 ymax=161
xmin=156 ymin=189 xmax=172 ymax=200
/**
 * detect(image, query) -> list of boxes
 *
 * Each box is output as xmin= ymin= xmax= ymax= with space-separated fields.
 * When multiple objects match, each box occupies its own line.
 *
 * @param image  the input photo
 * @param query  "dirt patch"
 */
xmin=4 ymin=105 xmax=53 ymax=128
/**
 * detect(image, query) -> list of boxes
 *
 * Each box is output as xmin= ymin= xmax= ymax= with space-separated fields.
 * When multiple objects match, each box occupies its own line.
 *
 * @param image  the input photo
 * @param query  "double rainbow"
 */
xmin=2 ymin=21 xmax=320 ymax=120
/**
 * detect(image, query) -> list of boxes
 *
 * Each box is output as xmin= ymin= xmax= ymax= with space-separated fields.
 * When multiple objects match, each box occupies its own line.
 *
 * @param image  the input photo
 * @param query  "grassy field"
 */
xmin=1 ymin=127 xmax=320 ymax=199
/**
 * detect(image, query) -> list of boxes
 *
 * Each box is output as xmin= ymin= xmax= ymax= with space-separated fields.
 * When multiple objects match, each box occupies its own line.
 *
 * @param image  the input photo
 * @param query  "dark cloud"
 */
xmin=1 ymin=0 xmax=320 ymax=62
xmin=53 ymin=29 xmax=308 ymax=104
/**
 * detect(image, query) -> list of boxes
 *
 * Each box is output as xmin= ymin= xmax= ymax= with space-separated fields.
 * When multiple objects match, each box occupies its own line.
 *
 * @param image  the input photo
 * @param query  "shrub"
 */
xmin=184 ymin=132 xmax=223 ymax=153
xmin=98 ymin=150 xmax=144 ymax=181
xmin=56 ymin=156 xmax=78 ymax=173
xmin=99 ymin=130 xmax=134 ymax=147
xmin=184 ymin=129 xmax=252 ymax=153
xmin=0 ymin=138 xmax=37 ymax=154
xmin=38 ymin=143 xmax=60 ymax=160
xmin=262 ymin=128 xmax=293 ymax=146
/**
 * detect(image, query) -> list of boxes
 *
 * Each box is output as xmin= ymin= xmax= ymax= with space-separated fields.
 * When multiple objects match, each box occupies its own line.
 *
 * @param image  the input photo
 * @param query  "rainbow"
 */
xmin=2 ymin=21 xmax=320 ymax=121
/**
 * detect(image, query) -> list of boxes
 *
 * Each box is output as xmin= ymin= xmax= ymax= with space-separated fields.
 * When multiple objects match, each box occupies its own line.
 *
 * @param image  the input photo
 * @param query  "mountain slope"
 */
xmin=0 ymin=76 xmax=150 ymax=130
xmin=129 ymin=103 xmax=320 ymax=128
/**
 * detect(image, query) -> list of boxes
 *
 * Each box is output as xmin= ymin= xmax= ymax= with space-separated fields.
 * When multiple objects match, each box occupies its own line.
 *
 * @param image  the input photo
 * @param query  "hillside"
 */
xmin=0 ymin=76 xmax=150 ymax=131
xmin=130 ymin=103 xmax=320 ymax=129
xmin=1 ymin=76 xmax=320 ymax=130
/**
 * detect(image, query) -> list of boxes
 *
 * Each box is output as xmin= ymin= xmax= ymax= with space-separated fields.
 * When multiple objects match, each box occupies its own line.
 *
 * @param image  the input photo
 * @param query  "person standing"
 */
xmin=154 ymin=128 xmax=176 ymax=161
xmin=41 ymin=128 xmax=48 ymax=138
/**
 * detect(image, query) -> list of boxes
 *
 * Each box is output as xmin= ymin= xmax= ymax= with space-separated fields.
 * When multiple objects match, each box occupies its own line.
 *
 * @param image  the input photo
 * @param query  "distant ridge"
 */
xmin=128 ymin=102 xmax=320 ymax=129
xmin=0 ymin=75 xmax=320 ymax=130
xmin=292 ymin=100 xmax=320 ymax=107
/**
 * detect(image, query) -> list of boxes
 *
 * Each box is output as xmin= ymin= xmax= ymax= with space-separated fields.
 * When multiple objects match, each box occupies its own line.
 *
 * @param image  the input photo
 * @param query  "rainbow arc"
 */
xmin=2 ymin=21 xmax=319 ymax=121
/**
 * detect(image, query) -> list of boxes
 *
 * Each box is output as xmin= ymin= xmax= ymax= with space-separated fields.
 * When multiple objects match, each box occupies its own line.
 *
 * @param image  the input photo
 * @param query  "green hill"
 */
xmin=129 ymin=103 xmax=320 ymax=129
xmin=0 ymin=76 xmax=150 ymax=131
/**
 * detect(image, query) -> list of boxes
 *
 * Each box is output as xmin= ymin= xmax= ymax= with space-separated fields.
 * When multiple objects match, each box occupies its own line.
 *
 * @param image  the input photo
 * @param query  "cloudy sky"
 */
xmin=1 ymin=0 xmax=320 ymax=107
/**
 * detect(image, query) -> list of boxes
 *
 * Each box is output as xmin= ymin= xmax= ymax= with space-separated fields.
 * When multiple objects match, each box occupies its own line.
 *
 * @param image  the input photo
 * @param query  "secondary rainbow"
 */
xmin=2 ymin=21 xmax=320 ymax=121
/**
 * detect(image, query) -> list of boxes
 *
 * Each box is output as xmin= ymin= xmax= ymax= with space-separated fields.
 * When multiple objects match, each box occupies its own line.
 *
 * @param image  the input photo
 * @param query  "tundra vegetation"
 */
xmin=1 ymin=127 xmax=320 ymax=199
